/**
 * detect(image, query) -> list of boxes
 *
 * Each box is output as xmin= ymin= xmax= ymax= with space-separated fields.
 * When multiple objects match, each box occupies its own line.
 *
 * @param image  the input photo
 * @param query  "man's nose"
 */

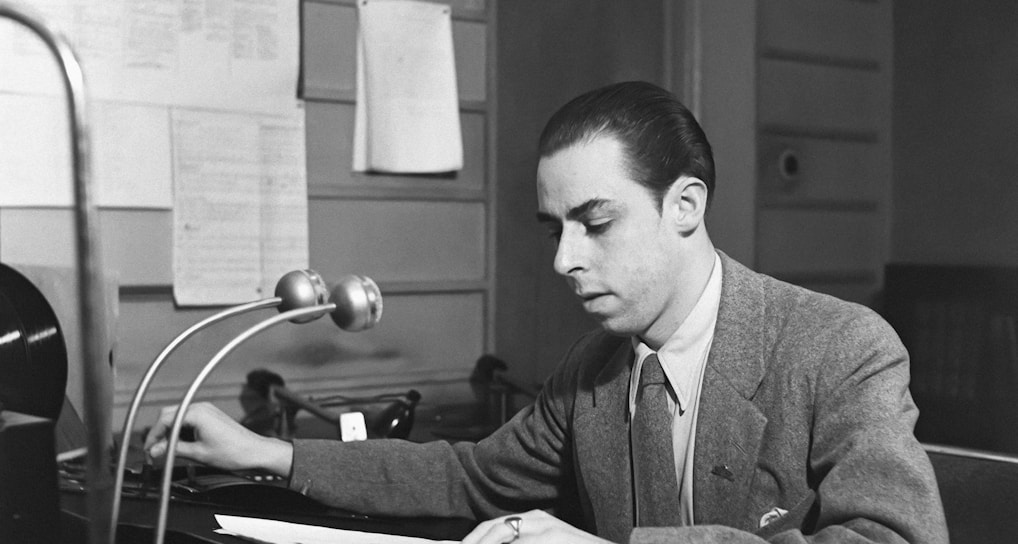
xmin=553 ymin=229 xmax=584 ymax=276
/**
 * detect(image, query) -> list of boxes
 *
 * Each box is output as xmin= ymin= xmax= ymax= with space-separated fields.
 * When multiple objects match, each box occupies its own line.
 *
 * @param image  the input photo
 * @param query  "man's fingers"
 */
xmin=147 ymin=435 xmax=203 ymax=463
xmin=144 ymin=420 xmax=168 ymax=450
xmin=146 ymin=439 xmax=166 ymax=459
xmin=461 ymin=515 xmax=526 ymax=544
xmin=144 ymin=404 xmax=203 ymax=451
xmin=460 ymin=518 xmax=498 ymax=544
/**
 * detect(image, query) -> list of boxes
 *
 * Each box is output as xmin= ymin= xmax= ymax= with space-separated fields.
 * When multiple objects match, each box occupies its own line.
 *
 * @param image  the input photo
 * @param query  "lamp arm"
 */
xmin=269 ymin=384 xmax=342 ymax=428
xmin=0 ymin=4 xmax=109 ymax=544
xmin=109 ymin=296 xmax=281 ymax=544
xmin=153 ymin=302 xmax=336 ymax=544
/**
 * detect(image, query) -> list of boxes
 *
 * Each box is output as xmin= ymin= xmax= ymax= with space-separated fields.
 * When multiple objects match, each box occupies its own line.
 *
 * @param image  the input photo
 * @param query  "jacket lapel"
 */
xmin=692 ymin=252 xmax=769 ymax=530
xmin=575 ymin=340 xmax=634 ymax=543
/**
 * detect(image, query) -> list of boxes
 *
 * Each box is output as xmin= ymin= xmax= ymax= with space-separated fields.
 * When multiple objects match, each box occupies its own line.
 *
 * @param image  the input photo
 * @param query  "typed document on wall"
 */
xmin=172 ymin=109 xmax=308 ymax=306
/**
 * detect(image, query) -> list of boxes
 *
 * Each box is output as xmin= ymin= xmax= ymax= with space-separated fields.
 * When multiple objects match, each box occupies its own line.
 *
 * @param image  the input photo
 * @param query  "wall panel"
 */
xmin=301 ymin=2 xmax=358 ymax=95
xmin=755 ymin=0 xmax=892 ymax=306
xmin=892 ymin=0 xmax=1018 ymax=266
xmin=101 ymin=210 xmax=173 ymax=286
xmin=0 ymin=208 xmax=76 ymax=269
xmin=309 ymin=199 xmax=485 ymax=283
xmin=758 ymin=59 xmax=884 ymax=135
xmin=451 ymin=20 xmax=488 ymax=102
xmin=758 ymin=136 xmax=884 ymax=206
xmin=1 ymin=208 xmax=172 ymax=287
xmin=759 ymin=0 xmax=886 ymax=64
xmin=305 ymin=102 xmax=485 ymax=193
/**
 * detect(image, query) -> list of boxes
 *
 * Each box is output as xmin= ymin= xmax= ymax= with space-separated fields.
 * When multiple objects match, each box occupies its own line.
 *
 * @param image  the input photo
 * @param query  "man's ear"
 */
xmin=663 ymin=176 xmax=708 ymax=233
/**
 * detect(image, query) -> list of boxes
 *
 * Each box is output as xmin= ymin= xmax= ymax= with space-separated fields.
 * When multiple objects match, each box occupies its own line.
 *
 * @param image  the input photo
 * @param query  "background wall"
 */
xmin=754 ymin=0 xmax=893 ymax=307
xmin=892 ymin=0 xmax=1018 ymax=266
xmin=494 ymin=0 xmax=671 ymax=390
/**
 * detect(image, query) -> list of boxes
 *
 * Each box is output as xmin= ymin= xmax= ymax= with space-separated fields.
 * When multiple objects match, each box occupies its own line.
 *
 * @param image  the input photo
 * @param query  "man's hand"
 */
xmin=144 ymin=402 xmax=293 ymax=476
xmin=461 ymin=510 xmax=612 ymax=544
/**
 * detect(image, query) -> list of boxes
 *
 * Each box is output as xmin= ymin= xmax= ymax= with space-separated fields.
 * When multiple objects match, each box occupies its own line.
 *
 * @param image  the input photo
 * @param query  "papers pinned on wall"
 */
xmin=353 ymin=0 xmax=463 ymax=174
xmin=171 ymin=108 xmax=308 ymax=307
xmin=0 ymin=0 xmax=301 ymax=208
xmin=0 ymin=0 xmax=301 ymax=115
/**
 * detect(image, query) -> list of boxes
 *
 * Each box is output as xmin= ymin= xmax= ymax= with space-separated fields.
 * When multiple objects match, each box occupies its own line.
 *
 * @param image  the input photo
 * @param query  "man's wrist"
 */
xmin=254 ymin=436 xmax=294 ymax=477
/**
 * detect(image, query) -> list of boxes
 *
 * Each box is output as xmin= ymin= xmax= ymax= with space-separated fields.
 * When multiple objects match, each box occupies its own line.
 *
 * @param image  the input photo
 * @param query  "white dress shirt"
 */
xmin=629 ymin=251 xmax=722 ymax=525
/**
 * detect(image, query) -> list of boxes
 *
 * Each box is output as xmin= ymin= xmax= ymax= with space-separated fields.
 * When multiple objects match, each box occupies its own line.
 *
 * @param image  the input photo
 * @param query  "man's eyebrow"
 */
xmin=536 ymin=199 xmax=614 ymax=223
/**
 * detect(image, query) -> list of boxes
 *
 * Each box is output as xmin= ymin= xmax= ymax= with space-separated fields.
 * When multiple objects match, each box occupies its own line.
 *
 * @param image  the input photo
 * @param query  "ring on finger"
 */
xmin=504 ymin=516 xmax=522 ymax=541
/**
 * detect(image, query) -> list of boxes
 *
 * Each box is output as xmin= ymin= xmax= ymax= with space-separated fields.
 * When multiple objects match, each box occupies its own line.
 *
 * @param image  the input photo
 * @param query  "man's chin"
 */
xmin=593 ymin=315 xmax=641 ymax=337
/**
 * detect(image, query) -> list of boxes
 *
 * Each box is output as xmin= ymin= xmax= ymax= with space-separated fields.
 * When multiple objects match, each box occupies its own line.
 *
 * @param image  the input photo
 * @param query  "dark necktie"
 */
xmin=632 ymin=353 xmax=681 ymax=526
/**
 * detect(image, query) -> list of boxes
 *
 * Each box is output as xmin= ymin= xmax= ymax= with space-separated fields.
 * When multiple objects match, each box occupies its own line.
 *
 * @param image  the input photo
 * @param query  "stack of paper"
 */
xmin=214 ymin=514 xmax=457 ymax=544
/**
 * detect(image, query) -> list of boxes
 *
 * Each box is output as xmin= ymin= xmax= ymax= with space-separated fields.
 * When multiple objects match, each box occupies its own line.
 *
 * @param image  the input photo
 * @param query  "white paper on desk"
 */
xmin=353 ymin=0 xmax=463 ymax=173
xmin=214 ymin=514 xmax=457 ymax=544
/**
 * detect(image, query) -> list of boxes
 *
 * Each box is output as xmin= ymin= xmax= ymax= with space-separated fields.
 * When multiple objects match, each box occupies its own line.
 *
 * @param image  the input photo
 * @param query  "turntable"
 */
xmin=0 ymin=262 xmax=68 ymax=543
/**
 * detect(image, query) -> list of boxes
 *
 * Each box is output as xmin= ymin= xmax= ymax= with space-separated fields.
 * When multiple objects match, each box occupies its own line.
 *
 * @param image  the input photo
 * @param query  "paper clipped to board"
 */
xmin=214 ymin=514 xmax=457 ymax=544
xmin=353 ymin=0 xmax=463 ymax=173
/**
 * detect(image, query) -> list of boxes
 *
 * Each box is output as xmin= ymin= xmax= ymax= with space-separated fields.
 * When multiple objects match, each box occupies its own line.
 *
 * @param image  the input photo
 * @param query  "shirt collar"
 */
xmin=629 ymin=252 xmax=723 ymax=413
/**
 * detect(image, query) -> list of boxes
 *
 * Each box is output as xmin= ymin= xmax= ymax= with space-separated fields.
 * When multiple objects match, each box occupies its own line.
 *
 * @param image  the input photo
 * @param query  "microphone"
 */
xmin=110 ymin=269 xmax=329 ymax=544
xmin=152 ymin=275 xmax=382 ymax=544
xmin=328 ymin=274 xmax=383 ymax=331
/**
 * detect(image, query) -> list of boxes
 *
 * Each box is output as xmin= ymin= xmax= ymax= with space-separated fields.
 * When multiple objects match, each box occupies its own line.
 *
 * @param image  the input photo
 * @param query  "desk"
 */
xmin=60 ymin=489 xmax=476 ymax=544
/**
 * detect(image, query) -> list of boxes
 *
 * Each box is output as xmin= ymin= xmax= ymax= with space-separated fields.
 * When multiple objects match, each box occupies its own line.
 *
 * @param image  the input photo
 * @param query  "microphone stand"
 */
xmin=153 ymin=303 xmax=336 ymax=544
xmin=109 ymin=269 xmax=328 ymax=544
xmin=0 ymin=4 xmax=110 ymax=544
xmin=109 ymin=298 xmax=276 ymax=542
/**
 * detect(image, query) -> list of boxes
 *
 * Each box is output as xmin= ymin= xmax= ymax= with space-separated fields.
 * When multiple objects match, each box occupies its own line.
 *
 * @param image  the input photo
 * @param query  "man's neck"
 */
xmin=640 ymin=237 xmax=717 ymax=350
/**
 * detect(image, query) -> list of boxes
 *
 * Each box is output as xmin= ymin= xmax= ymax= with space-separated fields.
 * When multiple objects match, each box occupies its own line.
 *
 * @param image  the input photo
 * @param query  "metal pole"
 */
xmin=0 ymin=3 xmax=110 ymax=543
xmin=109 ymin=297 xmax=281 ymax=544
xmin=154 ymin=304 xmax=335 ymax=544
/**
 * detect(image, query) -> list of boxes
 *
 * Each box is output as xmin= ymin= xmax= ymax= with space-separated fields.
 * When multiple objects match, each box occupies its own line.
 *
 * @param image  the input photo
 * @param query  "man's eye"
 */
xmin=546 ymin=228 xmax=562 ymax=241
xmin=585 ymin=220 xmax=611 ymax=234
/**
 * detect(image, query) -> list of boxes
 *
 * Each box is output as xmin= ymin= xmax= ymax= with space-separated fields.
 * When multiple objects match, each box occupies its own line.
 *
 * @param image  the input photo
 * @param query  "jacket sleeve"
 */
xmin=287 ymin=338 xmax=588 ymax=521
xmin=799 ymin=311 xmax=948 ymax=543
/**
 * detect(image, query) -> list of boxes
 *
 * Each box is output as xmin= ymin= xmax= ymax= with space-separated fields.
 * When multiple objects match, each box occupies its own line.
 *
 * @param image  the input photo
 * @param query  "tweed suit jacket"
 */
xmin=289 ymin=252 xmax=949 ymax=543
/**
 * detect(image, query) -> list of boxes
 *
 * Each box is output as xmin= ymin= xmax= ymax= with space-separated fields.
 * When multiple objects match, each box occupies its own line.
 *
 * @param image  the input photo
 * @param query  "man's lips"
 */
xmin=577 ymin=292 xmax=608 ymax=302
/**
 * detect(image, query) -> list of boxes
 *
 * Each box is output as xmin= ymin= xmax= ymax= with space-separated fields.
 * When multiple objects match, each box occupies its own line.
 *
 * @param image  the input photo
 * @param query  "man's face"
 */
xmin=537 ymin=136 xmax=687 ymax=342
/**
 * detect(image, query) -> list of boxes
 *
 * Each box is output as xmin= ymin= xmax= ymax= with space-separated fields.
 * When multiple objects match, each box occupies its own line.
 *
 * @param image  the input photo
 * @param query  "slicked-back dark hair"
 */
xmin=538 ymin=81 xmax=715 ymax=210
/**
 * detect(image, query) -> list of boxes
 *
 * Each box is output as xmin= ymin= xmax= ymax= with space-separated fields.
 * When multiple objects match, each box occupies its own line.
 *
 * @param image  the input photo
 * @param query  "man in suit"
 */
xmin=147 ymin=81 xmax=948 ymax=543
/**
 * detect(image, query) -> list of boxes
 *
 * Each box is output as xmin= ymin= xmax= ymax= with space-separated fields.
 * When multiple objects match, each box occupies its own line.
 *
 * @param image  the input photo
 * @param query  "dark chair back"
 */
xmin=925 ymin=443 xmax=1018 ymax=544
xmin=883 ymin=264 xmax=1018 ymax=453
